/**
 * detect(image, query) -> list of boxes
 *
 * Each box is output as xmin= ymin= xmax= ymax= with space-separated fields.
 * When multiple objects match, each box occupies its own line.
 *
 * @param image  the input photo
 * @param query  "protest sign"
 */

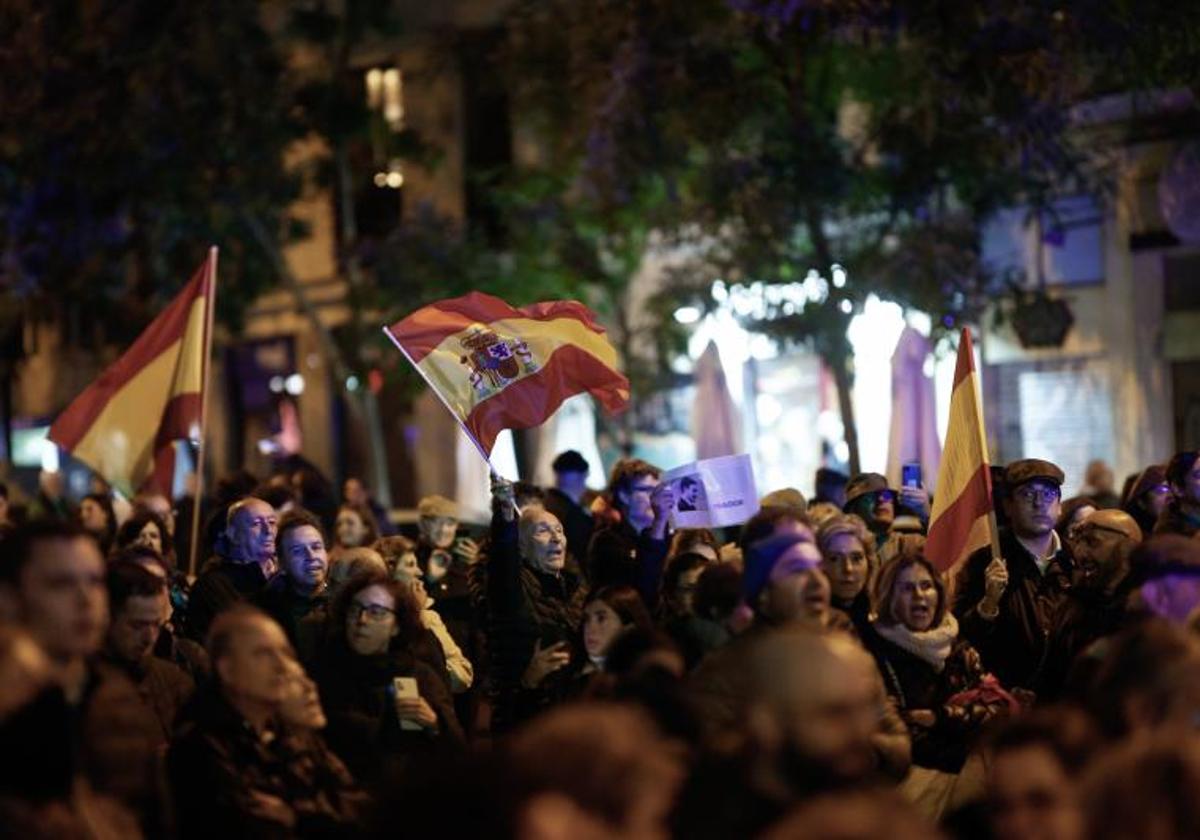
xmin=664 ymin=453 xmax=759 ymax=529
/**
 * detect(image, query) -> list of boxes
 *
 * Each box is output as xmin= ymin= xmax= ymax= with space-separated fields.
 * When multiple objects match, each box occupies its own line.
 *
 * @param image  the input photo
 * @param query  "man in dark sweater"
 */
xmin=257 ymin=509 xmax=330 ymax=667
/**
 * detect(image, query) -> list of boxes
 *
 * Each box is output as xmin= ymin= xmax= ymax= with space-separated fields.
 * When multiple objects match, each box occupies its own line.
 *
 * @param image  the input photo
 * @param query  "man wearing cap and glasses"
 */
xmin=952 ymin=458 xmax=1075 ymax=692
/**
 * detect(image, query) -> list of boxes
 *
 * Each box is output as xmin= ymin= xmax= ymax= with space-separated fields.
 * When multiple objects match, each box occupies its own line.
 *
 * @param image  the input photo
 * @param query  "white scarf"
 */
xmin=874 ymin=613 xmax=959 ymax=672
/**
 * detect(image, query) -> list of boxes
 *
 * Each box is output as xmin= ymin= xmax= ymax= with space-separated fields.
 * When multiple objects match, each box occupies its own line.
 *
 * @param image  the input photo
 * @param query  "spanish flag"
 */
xmin=385 ymin=292 xmax=629 ymax=456
xmin=49 ymin=249 xmax=216 ymax=496
xmin=925 ymin=328 xmax=995 ymax=573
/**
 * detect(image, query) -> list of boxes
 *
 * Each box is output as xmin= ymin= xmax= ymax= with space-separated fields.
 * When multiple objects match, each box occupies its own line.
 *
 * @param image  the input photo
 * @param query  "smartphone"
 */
xmin=902 ymin=463 xmax=922 ymax=489
xmin=392 ymin=676 xmax=421 ymax=731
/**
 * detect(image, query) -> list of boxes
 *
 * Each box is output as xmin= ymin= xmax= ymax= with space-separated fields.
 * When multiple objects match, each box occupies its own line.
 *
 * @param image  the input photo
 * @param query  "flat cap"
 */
xmin=417 ymin=494 xmax=458 ymax=519
xmin=761 ymin=487 xmax=807 ymax=513
xmin=1004 ymin=459 xmax=1064 ymax=490
xmin=844 ymin=473 xmax=890 ymax=509
xmin=1081 ymin=508 xmax=1143 ymax=544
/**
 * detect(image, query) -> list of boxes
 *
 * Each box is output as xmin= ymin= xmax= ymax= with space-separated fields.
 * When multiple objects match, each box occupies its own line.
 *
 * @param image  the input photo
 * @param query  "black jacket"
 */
xmin=1035 ymin=587 xmax=1127 ymax=702
xmin=586 ymin=519 xmax=669 ymax=607
xmin=99 ymin=652 xmax=194 ymax=742
xmin=256 ymin=577 xmax=329 ymax=667
xmin=861 ymin=625 xmax=1002 ymax=773
xmin=952 ymin=529 xmax=1073 ymax=691
xmin=486 ymin=513 xmax=587 ymax=732
xmin=314 ymin=642 xmax=464 ymax=786
xmin=77 ymin=661 xmax=165 ymax=832
xmin=832 ymin=590 xmax=873 ymax=638
xmin=187 ymin=556 xmax=270 ymax=642
xmin=168 ymin=684 xmax=363 ymax=839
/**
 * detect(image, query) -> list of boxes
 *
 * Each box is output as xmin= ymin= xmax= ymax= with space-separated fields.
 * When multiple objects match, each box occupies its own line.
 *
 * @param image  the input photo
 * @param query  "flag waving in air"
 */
xmin=385 ymin=292 xmax=629 ymax=458
xmin=925 ymin=328 xmax=996 ymax=573
xmin=49 ymin=249 xmax=217 ymax=496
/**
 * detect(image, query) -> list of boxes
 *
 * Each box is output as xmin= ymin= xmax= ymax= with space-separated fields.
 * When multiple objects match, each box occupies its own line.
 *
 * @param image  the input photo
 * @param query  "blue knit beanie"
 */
xmin=742 ymin=531 xmax=813 ymax=606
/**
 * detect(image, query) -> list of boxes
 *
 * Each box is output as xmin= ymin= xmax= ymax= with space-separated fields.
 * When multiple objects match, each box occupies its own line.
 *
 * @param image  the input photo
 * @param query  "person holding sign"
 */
xmin=587 ymin=458 xmax=675 ymax=608
xmin=952 ymin=459 xmax=1074 ymax=692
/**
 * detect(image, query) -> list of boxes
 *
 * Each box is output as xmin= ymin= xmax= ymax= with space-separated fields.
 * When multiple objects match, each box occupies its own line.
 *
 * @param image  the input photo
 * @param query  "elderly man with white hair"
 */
xmin=486 ymin=476 xmax=587 ymax=733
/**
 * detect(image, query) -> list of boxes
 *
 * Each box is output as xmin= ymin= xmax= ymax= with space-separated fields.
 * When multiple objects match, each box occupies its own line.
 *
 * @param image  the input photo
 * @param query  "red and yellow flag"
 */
xmin=385 ymin=292 xmax=629 ymax=456
xmin=925 ymin=328 xmax=994 ymax=573
xmin=49 ymin=249 xmax=216 ymax=495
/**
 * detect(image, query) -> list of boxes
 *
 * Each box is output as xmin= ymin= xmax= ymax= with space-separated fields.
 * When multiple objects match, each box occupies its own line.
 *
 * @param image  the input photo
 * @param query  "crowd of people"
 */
xmin=4 ymin=447 xmax=1200 ymax=838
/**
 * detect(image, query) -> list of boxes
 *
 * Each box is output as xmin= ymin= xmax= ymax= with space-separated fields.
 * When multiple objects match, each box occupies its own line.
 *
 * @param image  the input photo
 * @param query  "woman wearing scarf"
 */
xmin=862 ymin=550 xmax=1020 ymax=818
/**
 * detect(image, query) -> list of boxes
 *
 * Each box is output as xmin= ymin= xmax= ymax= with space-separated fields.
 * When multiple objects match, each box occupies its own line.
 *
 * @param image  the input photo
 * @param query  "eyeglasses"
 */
xmin=349 ymin=603 xmax=395 ymax=622
xmin=868 ymin=490 xmax=896 ymax=504
xmin=1014 ymin=487 xmax=1061 ymax=505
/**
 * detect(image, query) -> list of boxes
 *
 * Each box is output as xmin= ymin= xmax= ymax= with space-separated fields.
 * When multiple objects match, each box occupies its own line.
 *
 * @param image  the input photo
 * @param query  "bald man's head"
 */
xmin=224 ymin=497 xmax=277 ymax=565
xmin=1072 ymin=508 xmax=1143 ymax=594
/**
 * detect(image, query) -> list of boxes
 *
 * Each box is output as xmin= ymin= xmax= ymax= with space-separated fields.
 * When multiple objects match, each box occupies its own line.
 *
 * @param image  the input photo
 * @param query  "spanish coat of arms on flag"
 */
xmin=385 ymin=292 xmax=630 ymax=456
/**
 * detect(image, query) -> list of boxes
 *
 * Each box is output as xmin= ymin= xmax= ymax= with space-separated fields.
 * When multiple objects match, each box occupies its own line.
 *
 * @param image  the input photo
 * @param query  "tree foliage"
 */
xmin=0 ymin=0 xmax=306 ymax=346
xmin=494 ymin=0 xmax=1200 ymax=468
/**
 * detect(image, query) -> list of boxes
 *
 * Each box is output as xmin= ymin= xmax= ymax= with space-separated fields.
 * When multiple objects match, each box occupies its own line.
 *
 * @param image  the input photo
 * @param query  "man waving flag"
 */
xmin=925 ymin=328 xmax=999 ymax=574
xmin=49 ymin=248 xmax=217 ymax=496
xmin=385 ymin=292 xmax=629 ymax=463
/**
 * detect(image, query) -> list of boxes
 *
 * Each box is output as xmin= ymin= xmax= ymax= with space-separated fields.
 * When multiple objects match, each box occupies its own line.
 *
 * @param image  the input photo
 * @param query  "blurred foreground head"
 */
xmin=1088 ymin=618 xmax=1200 ymax=739
xmin=986 ymin=707 xmax=1098 ymax=840
xmin=744 ymin=627 xmax=886 ymax=789
xmin=761 ymin=788 xmax=940 ymax=840
xmin=505 ymin=702 xmax=684 ymax=840
xmin=1083 ymin=730 xmax=1200 ymax=840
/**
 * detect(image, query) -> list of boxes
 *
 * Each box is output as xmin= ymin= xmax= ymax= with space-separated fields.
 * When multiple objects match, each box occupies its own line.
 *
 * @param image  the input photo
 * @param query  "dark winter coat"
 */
xmin=485 ymin=513 xmax=588 ymax=732
xmin=952 ymin=529 xmax=1073 ymax=690
xmin=862 ymin=623 xmax=1008 ymax=773
xmin=168 ymin=684 xmax=363 ymax=839
xmin=256 ymin=578 xmax=330 ymax=667
xmin=99 ymin=652 xmax=194 ymax=742
xmin=1035 ymin=587 xmax=1127 ymax=702
xmin=313 ymin=641 xmax=464 ymax=786
xmin=187 ymin=556 xmax=270 ymax=643
xmin=586 ymin=519 xmax=670 ymax=607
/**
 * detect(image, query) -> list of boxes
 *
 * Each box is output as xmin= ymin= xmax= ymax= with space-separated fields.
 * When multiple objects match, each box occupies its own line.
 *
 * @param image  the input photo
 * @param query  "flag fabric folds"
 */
xmin=49 ymin=251 xmax=215 ymax=496
xmin=925 ymin=328 xmax=994 ymax=574
xmin=386 ymin=292 xmax=630 ymax=456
